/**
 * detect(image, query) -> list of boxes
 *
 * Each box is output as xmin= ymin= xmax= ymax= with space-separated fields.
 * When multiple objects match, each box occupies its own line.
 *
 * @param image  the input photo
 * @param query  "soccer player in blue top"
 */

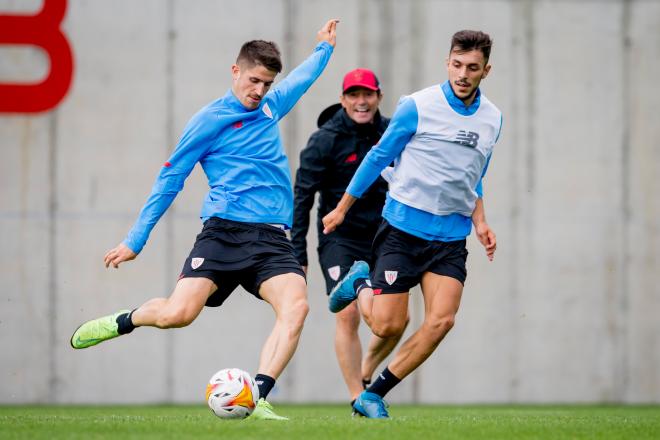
xmin=323 ymin=30 xmax=501 ymax=418
xmin=70 ymin=19 xmax=339 ymax=420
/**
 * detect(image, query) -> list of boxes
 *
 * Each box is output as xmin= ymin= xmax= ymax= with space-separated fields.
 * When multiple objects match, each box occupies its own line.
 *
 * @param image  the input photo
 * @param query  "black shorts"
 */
xmin=180 ymin=217 xmax=305 ymax=307
xmin=370 ymin=220 xmax=468 ymax=294
xmin=318 ymin=235 xmax=373 ymax=295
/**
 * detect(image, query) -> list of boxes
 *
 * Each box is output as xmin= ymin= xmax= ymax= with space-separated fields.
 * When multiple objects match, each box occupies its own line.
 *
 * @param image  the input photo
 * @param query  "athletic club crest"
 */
xmin=328 ymin=265 xmax=341 ymax=281
xmin=262 ymin=103 xmax=273 ymax=119
xmin=384 ymin=270 xmax=398 ymax=285
xmin=191 ymin=258 xmax=204 ymax=269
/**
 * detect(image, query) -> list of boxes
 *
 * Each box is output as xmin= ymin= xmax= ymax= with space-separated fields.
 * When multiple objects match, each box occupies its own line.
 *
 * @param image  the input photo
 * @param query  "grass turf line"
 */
xmin=1 ymin=404 xmax=659 ymax=439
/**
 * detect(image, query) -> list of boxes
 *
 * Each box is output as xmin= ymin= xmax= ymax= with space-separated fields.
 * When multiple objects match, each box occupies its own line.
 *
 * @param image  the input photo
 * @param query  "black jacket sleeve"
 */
xmin=291 ymin=130 xmax=329 ymax=266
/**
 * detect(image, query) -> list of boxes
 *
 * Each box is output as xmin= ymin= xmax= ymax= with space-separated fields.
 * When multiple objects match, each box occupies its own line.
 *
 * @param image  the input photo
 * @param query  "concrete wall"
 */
xmin=1 ymin=0 xmax=658 ymax=404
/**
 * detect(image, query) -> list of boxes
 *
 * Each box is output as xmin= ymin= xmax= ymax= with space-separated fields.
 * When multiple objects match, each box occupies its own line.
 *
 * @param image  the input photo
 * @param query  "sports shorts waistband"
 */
xmin=204 ymin=216 xmax=288 ymax=234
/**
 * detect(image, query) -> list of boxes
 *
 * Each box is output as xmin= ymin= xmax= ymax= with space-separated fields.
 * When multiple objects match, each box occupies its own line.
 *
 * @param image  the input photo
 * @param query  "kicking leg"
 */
xmin=131 ymin=277 xmax=216 ymax=328
xmin=70 ymin=277 xmax=216 ymax=349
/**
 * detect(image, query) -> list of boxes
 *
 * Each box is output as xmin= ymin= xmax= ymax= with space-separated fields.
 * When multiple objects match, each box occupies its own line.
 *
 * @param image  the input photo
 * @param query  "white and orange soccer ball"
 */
xmin=206 ymin=368 xmax=260 ymax=419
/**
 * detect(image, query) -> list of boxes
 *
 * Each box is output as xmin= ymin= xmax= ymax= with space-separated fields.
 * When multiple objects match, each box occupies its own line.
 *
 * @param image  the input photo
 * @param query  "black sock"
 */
xmin=350 ymin=399 xmax=356 ymax=409
xmin=362 ymin=378 xmax=371 ymax=390
xmin=353 ymin=277 xmax=369 ymax=295
xmin=116 ymin=309 xmax=137 ymax=335
xmin=254 ymin=374 xmax=275 ymax=400
xmin=366 ymin=367 xmax=401 ymax=398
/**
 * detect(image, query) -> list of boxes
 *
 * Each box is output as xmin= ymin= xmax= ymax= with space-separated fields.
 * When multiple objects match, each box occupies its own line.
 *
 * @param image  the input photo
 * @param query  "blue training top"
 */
xmin=124 ymin=42 xmax=334 ymax=254
xmin=346 ymin=80 xmax=502 ymax=242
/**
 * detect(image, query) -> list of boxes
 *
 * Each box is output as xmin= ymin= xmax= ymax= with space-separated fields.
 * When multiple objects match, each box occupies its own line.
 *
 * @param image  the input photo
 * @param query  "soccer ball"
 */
xmin=206 ymin=368 xmax=260 ymax=419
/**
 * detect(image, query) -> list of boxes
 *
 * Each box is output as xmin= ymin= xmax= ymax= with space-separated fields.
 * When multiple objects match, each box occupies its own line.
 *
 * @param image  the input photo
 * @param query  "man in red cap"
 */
xmin=292 ymin=68 xmax=404 ymax=414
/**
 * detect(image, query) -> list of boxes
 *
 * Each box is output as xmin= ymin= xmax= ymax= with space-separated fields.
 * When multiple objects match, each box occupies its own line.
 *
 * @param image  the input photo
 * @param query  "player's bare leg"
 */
xmin=357 ymin=289 xmax=409 ymax=339
xmin=351 ymin=290 xmax=409 ymax=418
xmin=361 ymin=317 xmax=407 ymax=384
xmin=387 ymin=273 xmax=463 ymax=379
xmin=334 ymin=302 xmax=364 ymax=399
xmin=250 ymin=272 xmax=308 ymax=420
xmin=353 ymin=286 xmax=409 ymax=384
xmin=131 ymin=277 xmax=216 ymax=328
xmin=336 ymin=295 xmax=405 ymax=403
xmin=256 ymin=272 xmax=309 ymax=379
xmin=71 ymin=277 xmax=216 ymax=349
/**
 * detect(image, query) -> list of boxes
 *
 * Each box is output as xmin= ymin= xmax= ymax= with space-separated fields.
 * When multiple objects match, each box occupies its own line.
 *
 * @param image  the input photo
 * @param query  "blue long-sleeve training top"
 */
xmin=345 ymin=80 xmax=502 ymax=242
xmin=123 ymin=42 xmax=334 ymax=254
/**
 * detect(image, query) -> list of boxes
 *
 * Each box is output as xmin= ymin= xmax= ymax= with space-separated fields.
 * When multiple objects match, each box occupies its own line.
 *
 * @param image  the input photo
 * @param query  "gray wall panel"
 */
xmin=626 ymin=0 xmax=660 ymax=403
xmin=0 ymin=0 xmax=658 ymax=404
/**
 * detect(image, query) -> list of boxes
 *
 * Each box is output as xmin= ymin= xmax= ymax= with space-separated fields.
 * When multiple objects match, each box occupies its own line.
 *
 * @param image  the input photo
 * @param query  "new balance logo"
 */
xmin=455 ymin=130 xmax=479 ymax=148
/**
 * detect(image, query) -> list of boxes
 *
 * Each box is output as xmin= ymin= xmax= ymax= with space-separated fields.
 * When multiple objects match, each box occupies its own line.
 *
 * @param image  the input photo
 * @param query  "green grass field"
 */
xmin=1 ymin=404 xmax=659 ymax=439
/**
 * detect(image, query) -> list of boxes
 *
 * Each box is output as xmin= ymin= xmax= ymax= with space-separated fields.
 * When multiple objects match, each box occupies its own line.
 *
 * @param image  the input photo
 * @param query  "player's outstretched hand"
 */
xmin=322 ymin=208 xmax=345 ymax=235
xmin=317 ymin=19 xmax=339 ymax=47
xmin=104 ymin=243 xmax=137 ymax=269
xmin=475 ymin=223 xmax=496 ymax=261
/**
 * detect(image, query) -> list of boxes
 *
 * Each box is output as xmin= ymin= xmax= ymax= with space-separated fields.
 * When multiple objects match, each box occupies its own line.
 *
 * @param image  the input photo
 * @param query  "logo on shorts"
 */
xmin=384 ymin=270 xmax=398 ymax=285
xmin=191 ymin=258 xmax=204 ymax=270
xmin=328 ymin=265 xmax=341 ymax=281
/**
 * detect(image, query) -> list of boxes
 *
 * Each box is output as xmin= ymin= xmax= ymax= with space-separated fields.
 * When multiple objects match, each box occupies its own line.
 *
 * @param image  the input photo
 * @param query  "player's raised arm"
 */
xmin=317 ymin=18 xmax=339 ymax=47
xmin=268 ymin=19 xmax=338 ymax=118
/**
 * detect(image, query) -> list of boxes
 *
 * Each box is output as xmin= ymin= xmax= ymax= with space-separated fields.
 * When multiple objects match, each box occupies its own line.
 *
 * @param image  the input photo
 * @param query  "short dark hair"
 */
xmin=450 ymin=30 xmax=493 ymax=62
xmin=236 ymin=40 xmax=282 ymax=73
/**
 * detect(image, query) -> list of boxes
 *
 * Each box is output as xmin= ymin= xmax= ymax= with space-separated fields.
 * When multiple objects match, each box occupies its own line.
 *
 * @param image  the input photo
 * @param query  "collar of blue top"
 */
xmin=441 ymin=80 xmax=481 ymax=116
xmin=225 ymin=89 xmax=262 ymax=112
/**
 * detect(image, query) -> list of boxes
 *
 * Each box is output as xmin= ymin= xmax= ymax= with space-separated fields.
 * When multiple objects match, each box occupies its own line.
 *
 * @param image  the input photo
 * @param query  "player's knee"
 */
xmin=284 ymin=296 xmax=309 ymax=330
xmin=426 ymin=314 xmax=456 ymax=337
xmin=372 ymin=320 xmax=406 ymax=339
xmin=336 ymin=305 xmax=360 ymax=331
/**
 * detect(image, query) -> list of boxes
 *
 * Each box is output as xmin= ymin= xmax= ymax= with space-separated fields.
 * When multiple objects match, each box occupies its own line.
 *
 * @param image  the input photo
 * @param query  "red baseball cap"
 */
xmin=342 ymin=68 xmax=380 ymax=93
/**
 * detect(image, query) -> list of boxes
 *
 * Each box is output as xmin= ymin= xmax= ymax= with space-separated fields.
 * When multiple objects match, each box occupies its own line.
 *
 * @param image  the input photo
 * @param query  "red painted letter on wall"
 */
xmin=0 ymin=0 xmax=74 ymax=113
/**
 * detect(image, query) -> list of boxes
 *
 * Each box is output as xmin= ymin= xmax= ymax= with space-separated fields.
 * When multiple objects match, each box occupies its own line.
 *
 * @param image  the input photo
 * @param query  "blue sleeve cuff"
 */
xmin=475 ymin=179 xmax=484 ymax=198
xmin=122 ymin=238 xmax=142 ymax=255
xmin=317 ymin=41 xmax=334 ymax=52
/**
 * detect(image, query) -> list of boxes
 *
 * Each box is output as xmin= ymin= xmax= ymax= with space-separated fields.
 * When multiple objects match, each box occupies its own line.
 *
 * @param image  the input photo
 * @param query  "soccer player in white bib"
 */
xmin=322 ymin=30 xmax=501 ymax=418
xmin=69 ymin=19 xmax=339 ymax=420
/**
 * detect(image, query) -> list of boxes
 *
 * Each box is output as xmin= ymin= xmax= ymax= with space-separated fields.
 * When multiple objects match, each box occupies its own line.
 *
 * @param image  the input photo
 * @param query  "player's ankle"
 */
xmin=116 ymin=309 xmax=137 ymax=335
